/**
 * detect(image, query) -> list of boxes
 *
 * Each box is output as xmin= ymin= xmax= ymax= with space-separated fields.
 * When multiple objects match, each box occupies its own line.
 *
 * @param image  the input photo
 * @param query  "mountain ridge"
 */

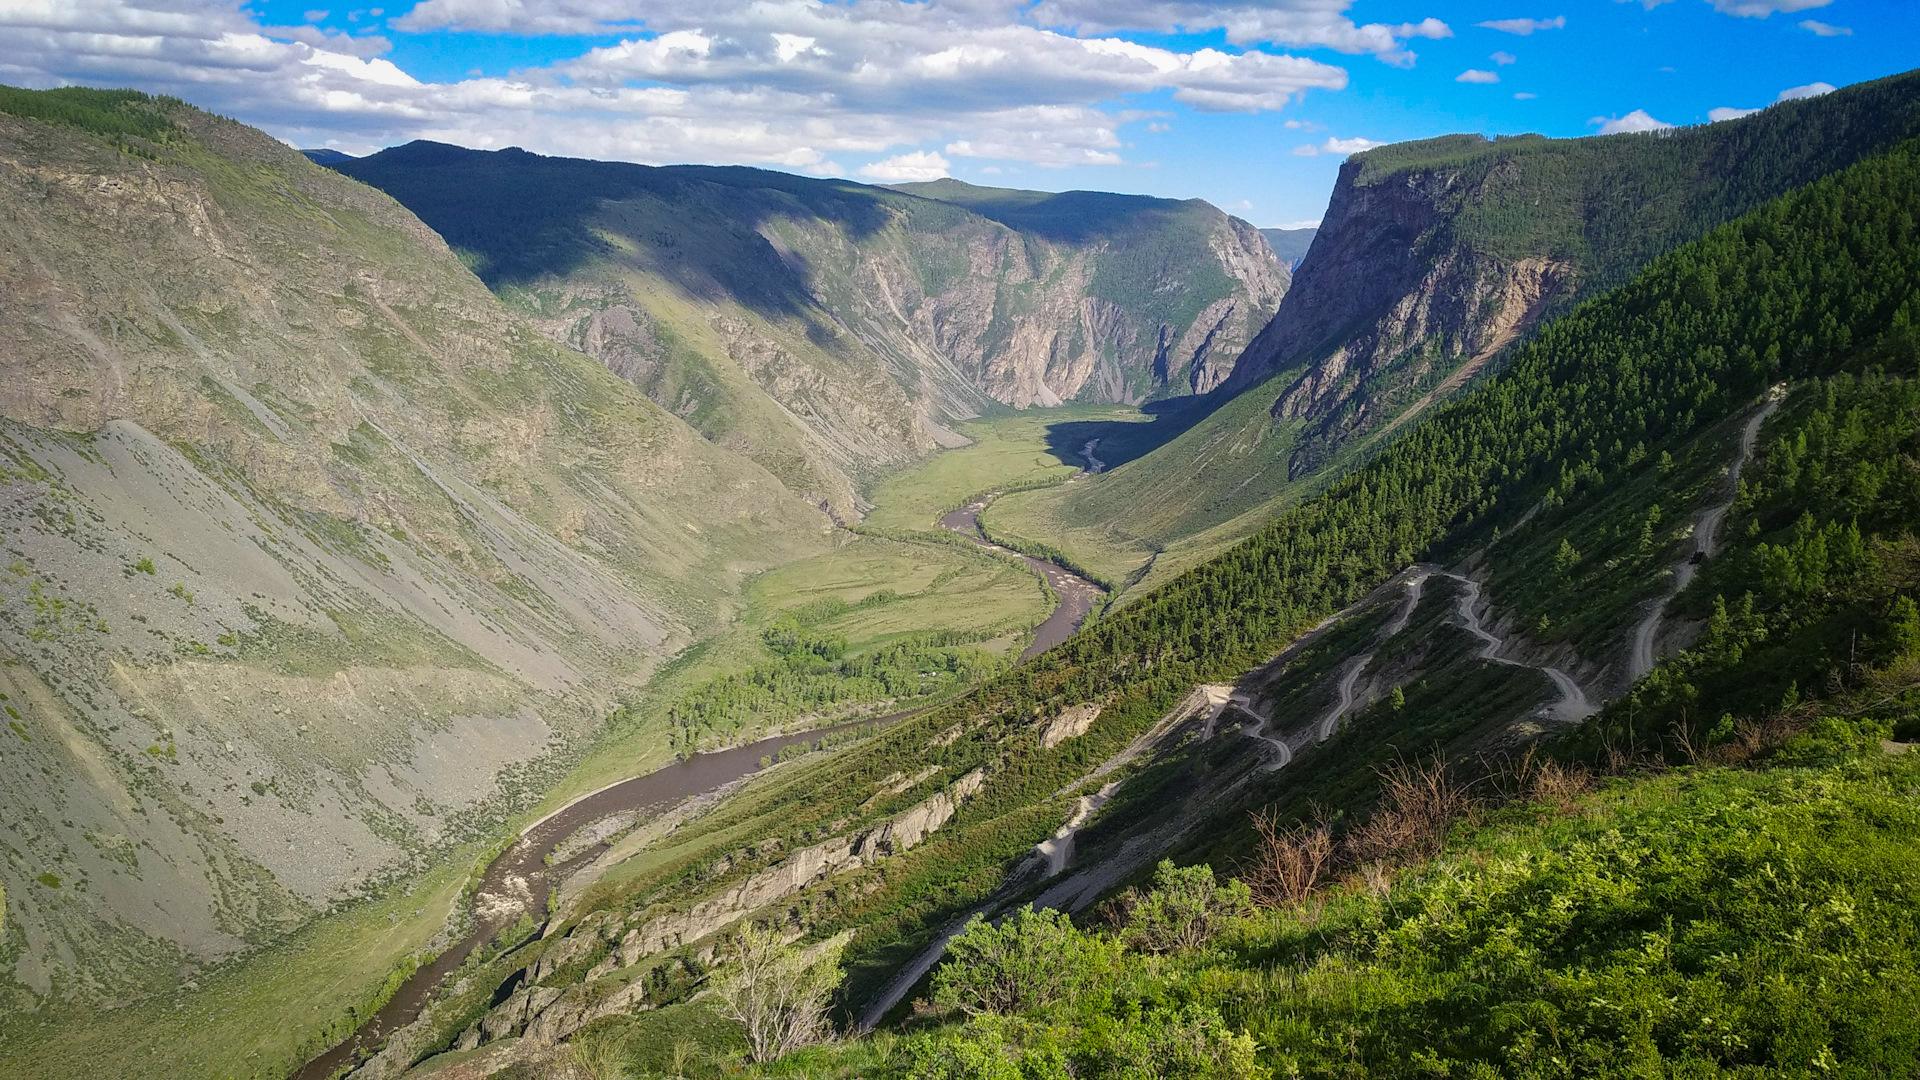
xmin=323 ymin=146 xmax=1287 ymax=517
xmin=990 ymin=68 xmax=1920 ymax=603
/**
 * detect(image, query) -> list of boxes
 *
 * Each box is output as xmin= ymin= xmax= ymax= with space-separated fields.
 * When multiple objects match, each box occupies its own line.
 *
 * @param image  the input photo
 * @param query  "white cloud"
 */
xmin=1456 ymin=69 xmax=1499 ymax=83
xmin=1710 ymin=80 xmax=1836 ymax=123
xmin=1477 ymin=16 xmax=1566 ymax=35
xmin=1707 ymin=0 xmax=1832 ymax=16
xmin=1272 ymin=218 xmax=1321 ymax=229
xmin=401 ymin=0 xmax=1455 ymax=69
xmin=1491 ymin=51 xmax=1517 ymax=65
xmin=1592 ymin=109 xmax=1673 ymax=134
xmin=991 ymin=1 xmax=1452 ymax=67
xmin=859 ymin=150 xmax=951 ymax=181
xmin=1798 ymin=18 xmax=1850 ymax=35
xmin=1320 ymin=135 xmax=1385 ymax=155
xmin=0 ymin=0 xmax=1370 ymax=175
xmin=1513 ymin=91 xmax=1537 ymax=99
xmin=1292 ymin=143 xmax=1320 ymax=156
xmin=1777 ymin=81 xmax=1836 ymax=101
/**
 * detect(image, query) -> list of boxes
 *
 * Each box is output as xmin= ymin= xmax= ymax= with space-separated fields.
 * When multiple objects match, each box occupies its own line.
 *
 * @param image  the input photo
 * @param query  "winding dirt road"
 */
xmin=1628 ymin=392 xmax=1784 ymax=682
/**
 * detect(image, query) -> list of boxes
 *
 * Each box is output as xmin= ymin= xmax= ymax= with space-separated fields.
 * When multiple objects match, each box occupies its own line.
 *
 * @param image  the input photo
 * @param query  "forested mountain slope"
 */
xmin=1258 ymin=226 xmax=1316 ymax=270
xmin=998 ymin=68 xmax=1920 ymax=595
xmin=0 ymin=88 xmax=830 ymax=1009
xmin=333 ymin=114 xmax=1920 ymax=1080
xmin=324 ymin=152 xmax=1286 ymax=517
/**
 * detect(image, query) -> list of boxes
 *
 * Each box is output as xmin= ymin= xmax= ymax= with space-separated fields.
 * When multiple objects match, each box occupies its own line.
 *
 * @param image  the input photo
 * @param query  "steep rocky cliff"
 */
xmin=1224 ymin=68 xmax=1920 ymax=456
xmin=0 ymin=92 xmax=828 ymax=1003
xmin=325 ymin=152 xmax=1286 ymax=516
xmin=1007 ymin=69 xmax=1920 ymax=594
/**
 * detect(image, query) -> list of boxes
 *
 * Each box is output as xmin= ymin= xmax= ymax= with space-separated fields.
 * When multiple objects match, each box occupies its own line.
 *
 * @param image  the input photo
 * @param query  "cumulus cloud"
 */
xmin=400 ymin=0 xmax=1453 ymax=68
xmin=1777 ymin=80 xmax=1836 ymax=101
xmin=1798 ymin=18 xmax=1849 ymax=35
xmin=859 ymin=150 xmax=951 ymax=181
xmin=1032 ymin=2 xmax=1451 ymax=68
xmin=1295 ymin=135 xmax=1386 ymax=157
xmin=1491 ymin=51 xmax=1517 ymax=65
xmin=1592 ymin=109 xmax=1673 ymax=134
xmin=1456 ymin=69 xmax=1499 ymax=83
xmin=0 ymin=0 xmax=1384 ymax=175
xmin=1477 ymin=16 xmax=1565 ymax=34
xmin=1710 ymin=80 xmax=1836 ymax=123
xmin=1513 ymin=91 xmax=1538 ymax=99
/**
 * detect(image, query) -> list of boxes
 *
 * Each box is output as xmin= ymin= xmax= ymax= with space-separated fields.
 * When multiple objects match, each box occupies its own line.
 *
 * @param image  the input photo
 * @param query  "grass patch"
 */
xmin=0 ymin=851 xmax=478 ymax=1080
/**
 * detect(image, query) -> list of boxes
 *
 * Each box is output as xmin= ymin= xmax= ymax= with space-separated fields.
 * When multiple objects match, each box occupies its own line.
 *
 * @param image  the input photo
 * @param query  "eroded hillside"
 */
xmin=323 ymin=150 xmax=1286 ymax=517
xmin=285 ymin=119 xmax=1920 ymax=1080
xmin=0 ymin=92 xmax=831 ymax=1005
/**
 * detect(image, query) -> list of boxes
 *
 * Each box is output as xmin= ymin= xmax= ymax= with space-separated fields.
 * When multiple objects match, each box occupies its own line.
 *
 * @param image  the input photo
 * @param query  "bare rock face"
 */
xmin=462 ymin=765 xmax=990 ymax=1057
xmin=1222 ymin=158 xmax=1573 ymax=456
xmin=1038 ymin=703 xmax=1104 ymax=749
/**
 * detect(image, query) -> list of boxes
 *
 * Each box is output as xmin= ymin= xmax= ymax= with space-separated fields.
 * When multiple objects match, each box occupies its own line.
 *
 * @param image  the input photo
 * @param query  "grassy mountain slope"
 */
xmin=998 ymin=70 xmax=1920 ymax=597
xmin=323 ymin=153 xmax=1286 ymax=518
xmin=354 ymin=113 xmax=1920 ymax=1080
xmin=0 ymin=87 xmax=832 ymax=1014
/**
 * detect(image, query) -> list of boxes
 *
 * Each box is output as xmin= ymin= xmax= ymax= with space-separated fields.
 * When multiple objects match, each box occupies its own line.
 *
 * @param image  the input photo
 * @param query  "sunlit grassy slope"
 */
xmin=0 ymin=853 xmax=474 ymax=1080
xmin=862 ymin=405 xmax=1139 ymax=532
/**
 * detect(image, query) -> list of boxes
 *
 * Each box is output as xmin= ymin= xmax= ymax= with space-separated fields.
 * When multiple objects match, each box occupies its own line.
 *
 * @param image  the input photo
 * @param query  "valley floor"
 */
xmin=0 ymin=405 xmax=1127 ymax=1080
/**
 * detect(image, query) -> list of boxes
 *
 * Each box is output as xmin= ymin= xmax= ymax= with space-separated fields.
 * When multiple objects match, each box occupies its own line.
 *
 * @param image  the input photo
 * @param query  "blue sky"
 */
xmin=3 ymin=1 xmax=1914 ymax=227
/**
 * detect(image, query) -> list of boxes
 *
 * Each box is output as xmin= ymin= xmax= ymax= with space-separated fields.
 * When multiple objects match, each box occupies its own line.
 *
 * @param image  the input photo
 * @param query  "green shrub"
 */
xmin=1121 ymin=861 xmax=1250 ymax=955
xmin=933 ymin=908 xmax=1113 ymax=1018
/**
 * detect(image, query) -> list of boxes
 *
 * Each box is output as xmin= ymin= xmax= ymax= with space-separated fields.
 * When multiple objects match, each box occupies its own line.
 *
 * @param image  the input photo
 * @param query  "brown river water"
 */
xmin=293 ymin=500 xmax=1104 ymax=1078
xmin=291 ymin=721 xmax=876 ymax=1079
xmin=938 ymin=498 xmax=1104 ymax=659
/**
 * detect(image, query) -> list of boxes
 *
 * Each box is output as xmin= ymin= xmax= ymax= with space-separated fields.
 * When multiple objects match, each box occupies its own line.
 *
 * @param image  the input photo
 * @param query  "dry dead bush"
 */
xmin=1345 ymin=758 xmax=1472 ymax=865
xmin=1358 ymin=860 xmax=1395 ymax=898
xmin=1529 ymin=760 xmax=1593 ymax=812
xmin=1242 ymin=807 xmax=1335 ymax=907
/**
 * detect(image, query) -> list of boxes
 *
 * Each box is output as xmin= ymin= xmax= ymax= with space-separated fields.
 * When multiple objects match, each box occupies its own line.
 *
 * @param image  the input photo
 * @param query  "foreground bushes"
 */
xmin=747 ymin=750 xmax=1920 ymax=1080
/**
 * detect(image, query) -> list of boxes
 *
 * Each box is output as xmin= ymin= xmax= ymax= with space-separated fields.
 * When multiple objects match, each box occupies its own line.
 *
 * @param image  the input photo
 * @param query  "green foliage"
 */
xmin=1120 ymin=861 xmax=1250 ymax=955
xmin=934 ymin=908 xmax=1116 ymax=1018
xmin=1588 ymin=374 xmax=1920 ymax=757
xmin=715 ymin=923 xmax=845 ymax=1062
xmin=666 ymin=619 xmax=1006 ymax=750
xmin=777 ymin=754 xmax=1920 ymax=1079
xmin=0 ymin=85 xmax=180 ymax=155
xmin=1034 ymin=136 xmax=1920 ymax=703
xmin=906 ymin=1006 xmax=1268 ymax=1080
xmin=1349 ymin=70 xmax=1920 ymax=293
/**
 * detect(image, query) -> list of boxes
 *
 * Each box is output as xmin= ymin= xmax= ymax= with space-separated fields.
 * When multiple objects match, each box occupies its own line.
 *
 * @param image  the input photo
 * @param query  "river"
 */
xmin=938 ymin=498 xmax=1105 ymax=659
xmin=291 ymin=720 xmax=887 ymax=1079
xmin=294 ymin=486 xmax=1108 ymax=1077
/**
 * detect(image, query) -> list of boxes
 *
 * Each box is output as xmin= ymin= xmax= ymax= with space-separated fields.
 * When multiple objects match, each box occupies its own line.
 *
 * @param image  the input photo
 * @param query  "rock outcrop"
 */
xmin=1222 ymin=157 xmax=1571 ymax=455
xmin=463 ymin=767 xmax=987 ymax=1052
